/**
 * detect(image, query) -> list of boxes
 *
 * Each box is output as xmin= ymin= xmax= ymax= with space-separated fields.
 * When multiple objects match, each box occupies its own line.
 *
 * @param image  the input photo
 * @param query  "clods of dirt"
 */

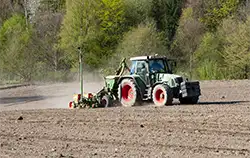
xmin=1 ymin=80 xmax=250 ymax=157
xmin=17 ymin=116 xmax=23 ymax=120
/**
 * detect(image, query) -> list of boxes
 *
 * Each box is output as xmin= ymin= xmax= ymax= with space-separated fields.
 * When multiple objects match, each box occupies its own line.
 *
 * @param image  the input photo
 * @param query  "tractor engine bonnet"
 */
xmin=155 ymin=73 xmax=183 ymax=87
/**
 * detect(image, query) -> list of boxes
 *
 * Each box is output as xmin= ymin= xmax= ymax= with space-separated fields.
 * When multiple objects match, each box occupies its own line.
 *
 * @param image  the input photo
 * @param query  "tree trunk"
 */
xmin=189 ymin=54 xmax=193 ymax=80
xmin=0 ymin=64 xmax=3 ymax=83
xmin=54 ymin=50 xmax=58 ymax=72
xmin=244 ymin=65 xmax=249 ymax=79
xmin=23 ymin=0 xmax=29 ymax=28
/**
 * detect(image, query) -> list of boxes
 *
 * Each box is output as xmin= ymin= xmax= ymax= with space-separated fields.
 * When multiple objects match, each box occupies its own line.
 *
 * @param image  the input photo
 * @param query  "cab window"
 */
xmin=136 ymin=61 xmax=147 ymax=73
xmin=149 ymin=59 xmax=167 ymax=73
xmin=130 ymin=61 xmax=137 ymax=74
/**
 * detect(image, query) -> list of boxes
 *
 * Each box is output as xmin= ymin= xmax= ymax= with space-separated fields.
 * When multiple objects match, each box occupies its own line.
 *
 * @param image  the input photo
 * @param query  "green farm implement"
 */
xmin=68 ymin=54 xmax=201 ymax=109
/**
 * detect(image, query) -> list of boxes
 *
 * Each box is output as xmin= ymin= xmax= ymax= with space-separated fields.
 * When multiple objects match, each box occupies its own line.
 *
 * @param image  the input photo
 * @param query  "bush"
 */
xmin=197 ymin=60 xmax=224 ymax=80
xmin=0 ymin=14 xmax=35 ymax=82
xmin=194 ymin=32 xmax=225 ymax=80
xmin=171 ymin=7 xmax=205 ymax=77
xmin=221 ymin=16 xmax=250 ymax=79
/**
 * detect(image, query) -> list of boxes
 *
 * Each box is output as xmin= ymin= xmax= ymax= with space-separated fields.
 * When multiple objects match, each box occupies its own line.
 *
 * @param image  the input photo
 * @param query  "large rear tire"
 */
xmin=152 ymin=84 xmax=173 ymax=106
xmin=118 ymin=79 xmax=141 ymax=107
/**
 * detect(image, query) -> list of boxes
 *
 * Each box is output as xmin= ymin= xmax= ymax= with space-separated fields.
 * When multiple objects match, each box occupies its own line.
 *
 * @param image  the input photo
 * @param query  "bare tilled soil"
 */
xmin=0 ymin=80 xmax=250 ymax=157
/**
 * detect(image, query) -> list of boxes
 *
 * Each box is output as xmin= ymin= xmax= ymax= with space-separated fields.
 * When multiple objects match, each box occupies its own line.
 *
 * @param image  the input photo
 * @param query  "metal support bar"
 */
xmin=79 ymin=47 xmax=83 ymax=101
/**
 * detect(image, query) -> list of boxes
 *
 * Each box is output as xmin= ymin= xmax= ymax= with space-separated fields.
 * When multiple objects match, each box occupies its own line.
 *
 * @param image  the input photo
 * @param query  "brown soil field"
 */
xmin=0 ymin=80 xmax=250 ymax=158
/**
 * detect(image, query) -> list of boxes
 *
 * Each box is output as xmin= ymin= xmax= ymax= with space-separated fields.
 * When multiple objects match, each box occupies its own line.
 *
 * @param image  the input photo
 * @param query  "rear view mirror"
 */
xmin=173 ymin=61 xmax=177 ymax=67
xmin=169 ymin=60 xmax=177 ymax=68
xmin=167 ymin=59 xmax=177 ymax=73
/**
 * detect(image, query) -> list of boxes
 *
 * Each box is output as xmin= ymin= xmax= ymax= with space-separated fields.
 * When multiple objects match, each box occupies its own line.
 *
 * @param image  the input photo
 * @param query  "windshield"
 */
xmin=149 ymin=59 xmax=168 ymax=73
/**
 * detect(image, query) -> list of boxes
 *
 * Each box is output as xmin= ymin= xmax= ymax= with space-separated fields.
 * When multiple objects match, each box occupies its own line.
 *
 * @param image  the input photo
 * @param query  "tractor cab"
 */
xmin=129 ymin=56 xmax=175 ymax=75
xmin=128 ymin=56 xmax=177 ymax=86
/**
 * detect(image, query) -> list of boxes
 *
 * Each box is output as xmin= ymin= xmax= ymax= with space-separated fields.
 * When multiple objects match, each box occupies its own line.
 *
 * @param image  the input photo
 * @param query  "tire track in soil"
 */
xmin=1 ymin=109 xmax=250 ymax=157
xmin=1 ymin=133 xmax=249 ymax=156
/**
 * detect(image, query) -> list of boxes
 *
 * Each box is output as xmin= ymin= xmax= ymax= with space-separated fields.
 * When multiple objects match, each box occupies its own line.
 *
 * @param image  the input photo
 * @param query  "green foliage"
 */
xmin=33 ymin=61 xmax=74 ymax=82
xmin=40 ymin=0 xmax=66 ymax=12
xmin=194 ymin=32 xmax=225 ymax=80
xmin=194 ymin=12 xmax=250 ymax=80
xmin=221 ymin=16 xmax=250 ymax=79
xmin=0 ymin=14 xmax=35 ymax=81
xmin=170 ymin=7 xmax=205 ymax=79
xmin=200 ymin=0 xmax=241 ymax=31
xmin=0 ymin=0 xmax=12 ymax=24
xmin=150 ymin=0 xmax=183 ymax=42
xmin=98 ymin=0 xmax=126 ymax=54
xmin=195 ymin=32 xmax=224 ymax=63
xmin=2 ymin=0 xmax=250 ymax=83
xmin=197 ymin=60 xmax=224 ymax=80
xmin=102 ymin=21 xmax=168 ymax=75
xmin=123 ymin=0 xmax=153 ymax=26
xmin=117 ymin=22 xmax=167 ymax=57
xmin=59 ymin=0 xmax=127 ymax=68
xmin=172 ymin=7 xmax=204 ymax=60
xmin=99 ymin=0 xmax=125 ymax=33
xmin=47 ymin=0 xmax=185 ymax=76
xmin=33 ymin=12 xmax=67 ymax=72
xmin=0 ymin=0 xmax=26 ymax=24
xmin=59 ymin=0 xmax=103 ymax=67
xmin=124 ymin=0 xmax=184 ymax=43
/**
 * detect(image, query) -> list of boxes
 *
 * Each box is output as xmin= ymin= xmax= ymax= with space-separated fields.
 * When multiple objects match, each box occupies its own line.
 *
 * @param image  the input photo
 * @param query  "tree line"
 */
xmin=0 ymin=0 xmax=250 ymax=84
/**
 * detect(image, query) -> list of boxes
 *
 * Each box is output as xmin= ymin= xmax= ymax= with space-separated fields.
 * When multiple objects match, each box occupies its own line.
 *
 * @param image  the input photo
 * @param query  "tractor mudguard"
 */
xmin=151 ymin=81 xmax=171 ymax=91
xmin=152 ymin=81 xmax=166 ymax=88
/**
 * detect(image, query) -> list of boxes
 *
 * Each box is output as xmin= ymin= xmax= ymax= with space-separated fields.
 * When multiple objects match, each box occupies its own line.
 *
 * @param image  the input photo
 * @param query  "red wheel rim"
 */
xmin=122 ymin=84 xmax=134 ymax=101
xmin=155 ymin=89 xmax=165 ymax=103
xmin=69 ymin=102 xmax=73 ymax=108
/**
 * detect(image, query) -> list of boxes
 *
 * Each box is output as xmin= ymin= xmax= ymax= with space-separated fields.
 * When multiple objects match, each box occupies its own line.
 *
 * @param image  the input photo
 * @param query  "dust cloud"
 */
xmin=0 ymin=69 xmax=106 ymax=110
xmin=42 ymin=69 xmax=106 ymax=109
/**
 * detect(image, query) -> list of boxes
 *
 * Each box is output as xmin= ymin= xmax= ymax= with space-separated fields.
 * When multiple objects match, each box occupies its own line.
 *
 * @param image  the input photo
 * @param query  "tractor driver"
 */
xmin=149 ymin=60 xmax=165 ymax=73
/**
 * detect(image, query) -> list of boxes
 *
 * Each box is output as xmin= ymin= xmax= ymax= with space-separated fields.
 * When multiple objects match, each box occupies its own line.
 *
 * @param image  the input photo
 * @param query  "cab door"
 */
xmin=135 ymin=60 xmax=150 ymax=86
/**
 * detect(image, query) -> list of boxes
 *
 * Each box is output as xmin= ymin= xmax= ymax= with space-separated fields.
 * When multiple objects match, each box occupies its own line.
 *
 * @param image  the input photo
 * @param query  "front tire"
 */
xmin=152 ymin=84 xmax=173 ymax=106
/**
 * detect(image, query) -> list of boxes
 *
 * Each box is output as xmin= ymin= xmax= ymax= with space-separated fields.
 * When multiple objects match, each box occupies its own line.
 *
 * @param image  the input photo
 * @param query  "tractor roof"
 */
xmin=129 ymin=55 xmax=167 ymax=61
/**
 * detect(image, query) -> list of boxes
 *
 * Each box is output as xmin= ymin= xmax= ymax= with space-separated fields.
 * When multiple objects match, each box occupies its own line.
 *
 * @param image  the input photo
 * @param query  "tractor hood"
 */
xmin=156 ymin=73 xmax=184 ymax=88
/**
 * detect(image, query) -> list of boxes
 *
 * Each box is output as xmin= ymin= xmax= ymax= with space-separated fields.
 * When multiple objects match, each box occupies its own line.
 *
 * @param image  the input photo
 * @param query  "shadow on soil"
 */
xmin=0 ymin=96 xmax=49 ymax=106
xmin=198 ymin=101 xmax=249 ymax=105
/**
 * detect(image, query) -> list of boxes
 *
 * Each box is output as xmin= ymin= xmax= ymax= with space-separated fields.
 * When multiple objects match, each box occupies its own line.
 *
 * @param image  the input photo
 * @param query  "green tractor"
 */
xmin=69 ymin=55 xmax=201 ymax=108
